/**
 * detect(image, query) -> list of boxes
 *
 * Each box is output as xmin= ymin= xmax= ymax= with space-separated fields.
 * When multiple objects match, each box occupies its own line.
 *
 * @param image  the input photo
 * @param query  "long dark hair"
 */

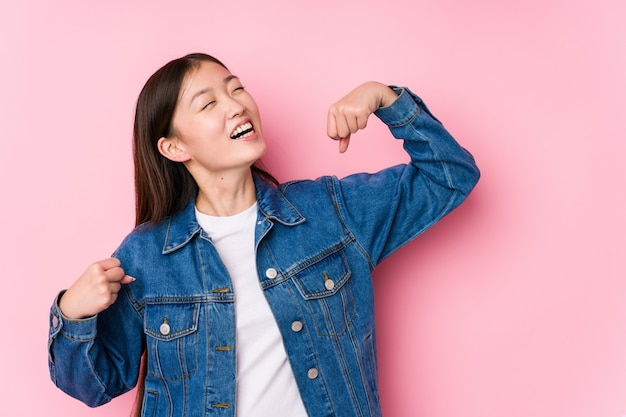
xmin=133 ymin=52 xmax=277 ymax=228
xmin=130 ymin=53 xmax=277 ymax=417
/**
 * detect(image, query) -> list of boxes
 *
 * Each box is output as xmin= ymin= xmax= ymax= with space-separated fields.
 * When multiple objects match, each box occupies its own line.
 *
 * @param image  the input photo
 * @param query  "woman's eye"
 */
xmin=233 ymin=86 xmax=245 ymax=93
xmin=201 ymin=101 xmax=216 ymax=110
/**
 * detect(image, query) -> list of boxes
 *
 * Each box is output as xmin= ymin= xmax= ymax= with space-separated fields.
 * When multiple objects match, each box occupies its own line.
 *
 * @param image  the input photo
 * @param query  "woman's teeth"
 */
xmin=230 ymin=122 xmax=254 ymax=139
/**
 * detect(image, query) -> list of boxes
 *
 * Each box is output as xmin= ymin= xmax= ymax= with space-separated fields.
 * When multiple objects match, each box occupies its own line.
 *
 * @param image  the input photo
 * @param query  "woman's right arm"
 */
xmin=48 ymin=258 xmax=143 ymax=407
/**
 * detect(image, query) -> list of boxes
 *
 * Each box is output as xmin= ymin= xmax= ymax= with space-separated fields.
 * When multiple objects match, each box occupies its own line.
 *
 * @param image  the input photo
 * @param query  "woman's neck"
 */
xmin=194 ymin=170 xmax=257 ymax=217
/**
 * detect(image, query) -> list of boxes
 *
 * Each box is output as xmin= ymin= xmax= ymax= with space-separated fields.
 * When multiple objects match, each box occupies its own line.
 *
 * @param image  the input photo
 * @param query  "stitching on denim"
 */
xmin=324 ymin=297 xmax=363 ymax=415
xmin=347 ymin=318 xmax=375 ymax=415
xmin=327 ymin=176 xmax=375 ymax=271
xmin=147 ymin=331 xmax=199 ymax=382
xmin=286 ymin=235 xmax=354 ymax=279
xmin=144 ymin=303 xmax=200 ymax=340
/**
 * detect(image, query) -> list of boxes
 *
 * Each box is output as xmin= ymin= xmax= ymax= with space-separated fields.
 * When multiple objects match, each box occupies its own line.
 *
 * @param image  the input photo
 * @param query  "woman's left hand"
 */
xmin=327 ymin=81 xmax=398 ymax=153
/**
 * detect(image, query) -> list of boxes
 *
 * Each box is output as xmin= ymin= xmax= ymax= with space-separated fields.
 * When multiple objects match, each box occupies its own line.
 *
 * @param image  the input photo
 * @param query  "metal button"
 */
xmin=307 ymin=368 xmax=319 ymax=379
xmin=323 ymin=271 xmax=335 ymax=290
xmin=291 ymin=321 xmax=303 ymax=332
xmin=160 ymin=318 xmax=170 ymax=336
xmin=52 ymin=314 xmax=59 ymax=327
xmin=265 ymin=268 xmax=278 ymax=279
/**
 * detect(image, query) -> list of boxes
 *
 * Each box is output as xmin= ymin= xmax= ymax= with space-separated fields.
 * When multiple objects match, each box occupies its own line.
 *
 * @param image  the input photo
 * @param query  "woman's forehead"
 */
xmin=179 ymin=61 xmax=235 ymax=101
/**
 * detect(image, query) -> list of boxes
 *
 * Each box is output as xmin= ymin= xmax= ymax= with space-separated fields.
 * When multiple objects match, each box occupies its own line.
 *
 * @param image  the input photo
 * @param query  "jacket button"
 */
xmin=51 ymin=314 xmax=59 ymax=328
xmin=265 ymin=268 xmax=278 ymax=279
xmin=160 ymin=318 xmax=171 ymax=336
xmin=307 ymin=368 xmax=319 ymax=379
xmin=291 ymin=321 xmax=303 ymax=332
xmin=323 ymin=272 xmax=335 ymax=290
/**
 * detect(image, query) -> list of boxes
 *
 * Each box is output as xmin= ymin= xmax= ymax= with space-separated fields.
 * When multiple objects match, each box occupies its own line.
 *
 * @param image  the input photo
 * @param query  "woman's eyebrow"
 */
xmin=224 ymin=74 xmax=239 ymax=83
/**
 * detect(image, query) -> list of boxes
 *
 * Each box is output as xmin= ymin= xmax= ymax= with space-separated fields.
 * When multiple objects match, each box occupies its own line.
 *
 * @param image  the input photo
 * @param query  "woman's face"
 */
xmin=164 ymin=61 xmax=266 ymax=178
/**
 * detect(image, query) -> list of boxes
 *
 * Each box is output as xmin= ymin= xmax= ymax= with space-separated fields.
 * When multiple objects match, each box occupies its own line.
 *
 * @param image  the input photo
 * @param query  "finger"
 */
xmin=335 ymin=113 xmax=352 ymax=139
xmin=338 ymin=137 xmax=350 ymax=153
xmin=108 ymin=292 xmax=119 ymax=306
xmin=109 ymin=281 xmax=121 ymax=294
xmin=347 ymin=105 xmax=371 ymax=133
xmin=120 ymin=275 xmax=136 ymax=284
xmin=327 ymin=110 xmax=339 ymax=139
xmin=356 ymin=112 xmax=369 ymax=130
xmin=104 ymin=266 xmax=127 ymax=282
xmin=346 ymin=115 xmax=359 ymax=135
xmin=98 ymin=257 xmax=121 ymax=270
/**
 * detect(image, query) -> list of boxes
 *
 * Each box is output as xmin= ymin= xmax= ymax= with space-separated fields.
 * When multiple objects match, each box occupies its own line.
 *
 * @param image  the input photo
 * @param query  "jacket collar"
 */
xmin=162 ymin=173 xmax=305 ymax=254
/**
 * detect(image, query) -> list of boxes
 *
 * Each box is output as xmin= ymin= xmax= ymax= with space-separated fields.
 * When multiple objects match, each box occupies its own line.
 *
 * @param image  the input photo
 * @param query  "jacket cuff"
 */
xmin=374 ymin=86 xmax=421 ymax=128
xmin=49 ymin=290 xmax=98 ymax=341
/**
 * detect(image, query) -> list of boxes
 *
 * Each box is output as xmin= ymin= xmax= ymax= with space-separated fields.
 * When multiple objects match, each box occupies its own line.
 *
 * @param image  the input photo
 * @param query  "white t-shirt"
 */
xmin=196 ymin=203 xmax=308 ymax=417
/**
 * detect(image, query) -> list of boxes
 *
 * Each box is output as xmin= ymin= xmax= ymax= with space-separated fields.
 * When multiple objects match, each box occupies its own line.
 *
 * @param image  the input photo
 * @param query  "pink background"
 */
xmin=1 ymin=0 xmax=624 ymax=416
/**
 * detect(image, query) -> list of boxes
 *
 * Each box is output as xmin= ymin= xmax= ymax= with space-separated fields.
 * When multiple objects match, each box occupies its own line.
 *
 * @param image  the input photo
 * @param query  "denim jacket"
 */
xmin=48 ymin=87 xmax=479 ymax=417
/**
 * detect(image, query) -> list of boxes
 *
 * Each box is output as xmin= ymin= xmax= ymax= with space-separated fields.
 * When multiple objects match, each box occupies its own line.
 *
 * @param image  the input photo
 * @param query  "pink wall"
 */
xmin=1 ymin=0 xmax=624 ymax=416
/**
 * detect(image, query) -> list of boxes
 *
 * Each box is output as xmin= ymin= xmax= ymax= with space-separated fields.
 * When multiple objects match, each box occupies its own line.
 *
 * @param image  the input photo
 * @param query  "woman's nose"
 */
xmin=225 ymin=97 xmax=245 ymax=118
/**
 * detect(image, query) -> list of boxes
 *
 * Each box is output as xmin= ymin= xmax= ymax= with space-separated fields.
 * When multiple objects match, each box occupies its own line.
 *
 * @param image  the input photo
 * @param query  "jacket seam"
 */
xmin=326 ymin=176 xmax=375 ymax=272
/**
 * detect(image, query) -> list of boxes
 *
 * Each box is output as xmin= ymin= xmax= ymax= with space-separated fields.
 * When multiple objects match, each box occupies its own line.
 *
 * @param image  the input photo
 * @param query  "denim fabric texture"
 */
xmin=48 ymin=87 xmax=480 ymax=417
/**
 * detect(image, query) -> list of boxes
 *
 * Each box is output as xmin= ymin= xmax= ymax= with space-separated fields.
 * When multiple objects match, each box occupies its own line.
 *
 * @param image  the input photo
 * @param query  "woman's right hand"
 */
xmin=59 ymin=258 xmax=135 ymax=320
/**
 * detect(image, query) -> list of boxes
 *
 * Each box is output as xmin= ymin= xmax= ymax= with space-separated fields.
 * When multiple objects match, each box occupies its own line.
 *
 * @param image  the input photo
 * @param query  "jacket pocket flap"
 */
xmin=144 ymin=302 xmax=200 ymax=341
xmin=292 ymin=250 xmax=351 ymax=300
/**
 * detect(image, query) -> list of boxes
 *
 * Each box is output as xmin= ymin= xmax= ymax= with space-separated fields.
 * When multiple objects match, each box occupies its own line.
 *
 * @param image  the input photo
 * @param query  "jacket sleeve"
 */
xmin=48 ymin=284 xmax=144 ymax=407
xmin=333 ymin=86 xmax=480 ymax=267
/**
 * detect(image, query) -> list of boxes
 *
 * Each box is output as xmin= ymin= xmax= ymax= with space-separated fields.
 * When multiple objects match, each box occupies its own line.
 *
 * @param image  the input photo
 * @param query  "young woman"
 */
xmin=48 ymin=53 xmax=480 ymax=417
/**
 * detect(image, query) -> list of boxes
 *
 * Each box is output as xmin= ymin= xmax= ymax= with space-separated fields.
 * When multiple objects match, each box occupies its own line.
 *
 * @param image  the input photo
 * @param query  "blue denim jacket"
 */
xmin=48 ymin=87 xmax=479 ymax=417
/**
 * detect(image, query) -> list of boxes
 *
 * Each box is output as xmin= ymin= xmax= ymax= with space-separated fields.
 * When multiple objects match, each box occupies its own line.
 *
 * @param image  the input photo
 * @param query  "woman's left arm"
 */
xmin=327 ymin=83 xmax=480 ymax=266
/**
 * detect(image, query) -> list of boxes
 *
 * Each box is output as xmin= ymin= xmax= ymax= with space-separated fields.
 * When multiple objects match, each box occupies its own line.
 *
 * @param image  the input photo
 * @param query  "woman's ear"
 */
xmin=157 ymin=137 xmax=190 ymax=162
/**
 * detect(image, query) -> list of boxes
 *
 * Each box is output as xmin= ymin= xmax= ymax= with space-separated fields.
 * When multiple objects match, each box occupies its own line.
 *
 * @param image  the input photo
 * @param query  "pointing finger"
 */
xmin=338 ymin=137 xmax=350 ymax=153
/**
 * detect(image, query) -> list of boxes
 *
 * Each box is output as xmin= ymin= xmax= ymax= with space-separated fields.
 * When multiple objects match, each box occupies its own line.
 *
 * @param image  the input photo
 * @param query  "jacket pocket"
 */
xmin=144 ymin=302 xmax=200 ymax=381
xmin=141 ymin=390 xmax=159 ymax=417
xmin=291 ymin=249 xmax=355 ymax=337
